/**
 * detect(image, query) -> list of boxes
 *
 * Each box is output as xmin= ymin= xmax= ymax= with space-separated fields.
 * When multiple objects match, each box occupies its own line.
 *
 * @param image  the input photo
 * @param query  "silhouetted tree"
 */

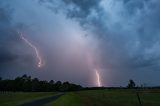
xmin=22 ymin=75 xmax=32 ymax=91
xmin=0 ymin=75 xmax=83 ymax=92
xmin=59 ymin=82 xmax=70 ymax=91
xmin=127 ymin=79 xmax=136 ymax=88
xmin=49 ymin=80 xmax=55 ymax=91
xmin=55 ymin=81 xmax=62 ymax=91
xmin=49 ymin=80 xmax=54 ymax=84
xmin=14 ymin=76 xmax=24 ymax=91
xmin=32 ymin=78 xmax=39 ymax=91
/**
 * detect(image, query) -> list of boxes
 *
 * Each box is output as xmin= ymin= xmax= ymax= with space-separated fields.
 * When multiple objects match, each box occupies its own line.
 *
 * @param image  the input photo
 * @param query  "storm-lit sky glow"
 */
xmin=0 ymin=0 xmax=160 ymax=87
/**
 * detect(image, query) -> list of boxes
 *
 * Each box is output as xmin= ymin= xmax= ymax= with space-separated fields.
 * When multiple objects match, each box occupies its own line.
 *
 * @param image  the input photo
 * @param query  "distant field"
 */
xmin=46 ymin=89 xmax=160 ymax=106
xmin=1 ymin=89 xmax=160 ymax=106
xmin=0 ymin=92 xmax=58 ymax=106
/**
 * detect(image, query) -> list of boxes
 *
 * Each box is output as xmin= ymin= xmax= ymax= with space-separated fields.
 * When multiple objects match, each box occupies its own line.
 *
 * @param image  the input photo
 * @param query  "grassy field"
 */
xmin=1 ymin=89 xmax=160 ymax=106
xmin=45 ymin=92 xmax=84 ymax=106
xmin=0 ymin=92 xmax=58 ymax=106
xmin=46 ymin=89 xmax=160 ymax=106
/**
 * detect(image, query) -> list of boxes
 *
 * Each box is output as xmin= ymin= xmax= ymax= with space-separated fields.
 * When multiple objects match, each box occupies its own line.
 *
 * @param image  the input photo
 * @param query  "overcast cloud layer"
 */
xmin=0 ymin=0 xmax=160 ymax=87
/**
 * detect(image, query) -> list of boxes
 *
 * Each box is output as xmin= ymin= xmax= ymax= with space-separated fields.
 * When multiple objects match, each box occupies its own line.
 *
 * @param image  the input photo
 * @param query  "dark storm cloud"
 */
xmin=0 ymin=48 xmax=18 ymax=63
xmin=123 ymin=0 xmax=160 ymax=69
xmin=44 ymin=0 xmax=160 ymax=71
xmin=0 ymin=0 xmax=94 ymax=86
xmin=39 ymin=0 xmax=101 ymax=25
xmin=0 ymin=8 xmax=11 ymax=25
xmin=0 ymin=7 xmax=16 ymax=64
xmin=36 ymin=0 xmax=160 ymax=86
xmin=123 ymin=0 xmax=146 ymax=14
xmin=0 ymin=3 xmax=35 ymax=73
xmin=39 ymin=0 xmax=100 ymax=17
xmin=38 ymin=0 xmax=160 ymax=86
xmin=1 ymin=0 xmax=160 ymax=86
xmin=63 ymin=0 xmax=100 ymax=18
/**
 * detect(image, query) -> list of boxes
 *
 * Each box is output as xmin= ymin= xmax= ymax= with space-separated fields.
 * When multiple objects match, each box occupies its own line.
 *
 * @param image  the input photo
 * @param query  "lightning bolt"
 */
xmin=18 ymin=31 xmax=44 ymax=68
xmin=87 ymin=53 xmax=102 ymax=87
xmin=95 ymin=69 xmax=101 ymax=87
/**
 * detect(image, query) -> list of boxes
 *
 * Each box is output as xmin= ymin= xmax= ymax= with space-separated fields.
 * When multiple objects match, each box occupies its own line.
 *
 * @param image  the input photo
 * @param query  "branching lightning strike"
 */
xmin=18 ymin=31 xmax=43 ymax=68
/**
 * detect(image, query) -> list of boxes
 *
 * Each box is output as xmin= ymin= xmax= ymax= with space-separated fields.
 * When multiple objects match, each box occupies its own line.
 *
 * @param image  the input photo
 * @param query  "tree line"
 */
xmin=0 ymin=74 xmax=82 ymax=92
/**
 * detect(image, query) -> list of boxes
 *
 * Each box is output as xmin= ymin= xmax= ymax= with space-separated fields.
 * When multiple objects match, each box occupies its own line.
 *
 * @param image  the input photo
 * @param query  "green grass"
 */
xmin=45 ymin=92 xmax=85 ymax=106
xmin=1 ymin=89 xmax=160 ymax=106
xmin=47 ymin=89 xmax=160 ymax=106
xmin=77 ymin=89 xmax=160 ymax=106
xmin=0 ymin=92 xmax=58 ymax=106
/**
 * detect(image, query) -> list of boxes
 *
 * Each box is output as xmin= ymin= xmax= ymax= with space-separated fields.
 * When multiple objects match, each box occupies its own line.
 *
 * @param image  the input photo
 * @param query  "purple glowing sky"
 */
xmin=1 ymin=0 xmax=160 ymax=87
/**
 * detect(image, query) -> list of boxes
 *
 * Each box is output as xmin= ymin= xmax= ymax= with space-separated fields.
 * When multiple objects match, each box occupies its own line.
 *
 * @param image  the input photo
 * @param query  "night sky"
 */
xmin=0 ymin=0 xmax=160 ymax=87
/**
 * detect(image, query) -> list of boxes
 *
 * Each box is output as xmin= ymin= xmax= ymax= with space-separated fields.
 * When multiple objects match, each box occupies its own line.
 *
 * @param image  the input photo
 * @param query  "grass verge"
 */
xmin=0 ymin=92 xmax=58 ymax=106
xmin=45 ymin=92 xmax=85 ymax=106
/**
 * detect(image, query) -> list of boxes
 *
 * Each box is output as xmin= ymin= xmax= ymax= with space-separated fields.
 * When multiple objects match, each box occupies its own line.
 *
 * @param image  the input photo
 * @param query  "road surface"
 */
xmin=18 ymin=93 xmax=64 ymax=106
